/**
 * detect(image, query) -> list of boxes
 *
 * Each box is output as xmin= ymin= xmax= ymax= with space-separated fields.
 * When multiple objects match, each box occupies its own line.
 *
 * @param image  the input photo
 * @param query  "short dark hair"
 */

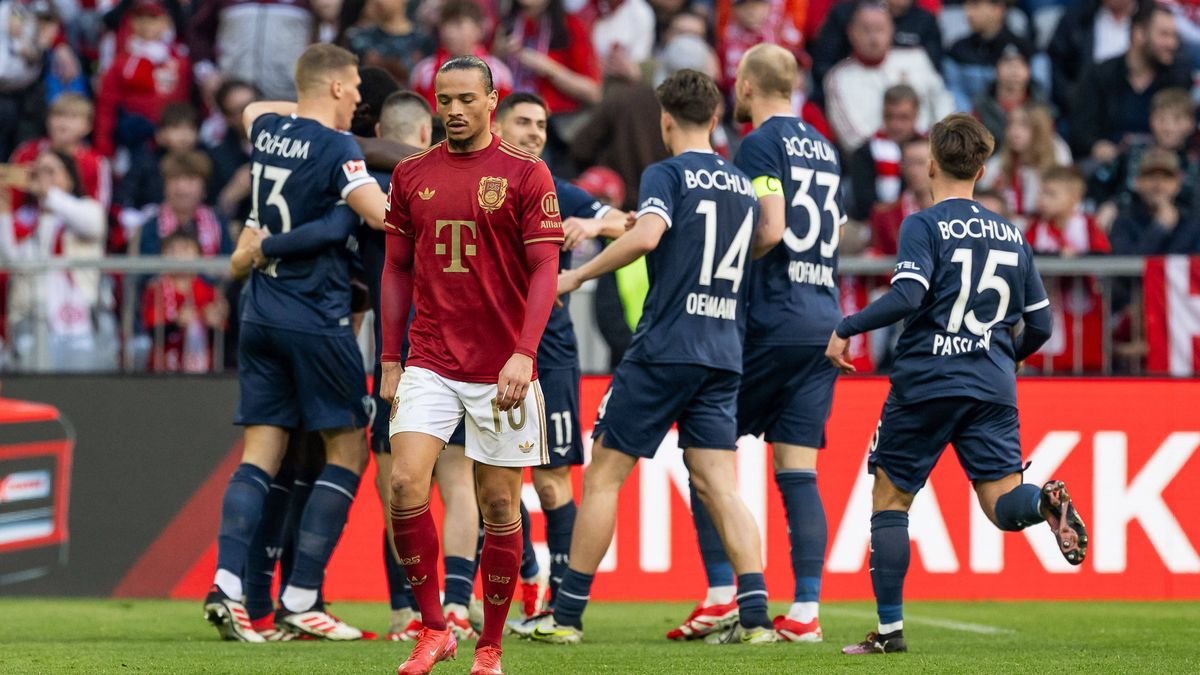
xmin=883 ymin=84 xmax=919 ymax=108
xmin=437 ymin=55 xmax=493 ymax=94
xmin=295 ymin=43 xmax=359 ymax=94
xmin=352 ymin=66 xmax=401 ymax=137
xmin=1041 ymin=165 xmax=1085 ymax=190
xmin=215 ymin=79 xmax=259 ymax=115
xmin=496 ymin=92 xmax=548 ymax=121
xmin=161 ymin=229 xmax=201 ymax=252
xmin=1151 ymin=88 xmax=1193 ymax=117
xmin=441 ymin=0 xmax=484 ymax=25
xmin=159 ymin=102 xmax=198 ymax=129
xmin=655 ymin=69 xmax=721 ymax=127
xmin=929 ymin=113 xmax=995 ymax=180
xmin=1133 ymin=2 xmax=1172 ymax=32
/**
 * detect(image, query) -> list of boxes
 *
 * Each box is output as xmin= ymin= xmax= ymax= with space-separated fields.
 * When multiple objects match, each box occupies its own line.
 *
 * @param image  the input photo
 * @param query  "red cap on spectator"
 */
xmin=131 ymin=0 xmax=168 ymax=17
xmin=574 ymin=167 xmax=626 ymax=206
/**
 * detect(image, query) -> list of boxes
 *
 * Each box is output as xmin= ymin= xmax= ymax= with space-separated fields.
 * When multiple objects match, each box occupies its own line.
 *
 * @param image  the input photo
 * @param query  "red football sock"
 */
xmin=390 ymin=500 xmax=446 ymax=631
xmin=477 ymin=518 xmax=522 ymax=650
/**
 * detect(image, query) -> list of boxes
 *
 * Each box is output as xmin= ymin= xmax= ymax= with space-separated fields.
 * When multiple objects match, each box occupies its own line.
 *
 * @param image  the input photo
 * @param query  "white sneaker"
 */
xmin=277 ymin=609 xmax=364 ymax=640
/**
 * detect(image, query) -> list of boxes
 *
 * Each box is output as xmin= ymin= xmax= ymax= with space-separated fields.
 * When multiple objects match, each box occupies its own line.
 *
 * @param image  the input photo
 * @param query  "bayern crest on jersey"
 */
xmin=478 ymin=176 xmax=508 ymax=213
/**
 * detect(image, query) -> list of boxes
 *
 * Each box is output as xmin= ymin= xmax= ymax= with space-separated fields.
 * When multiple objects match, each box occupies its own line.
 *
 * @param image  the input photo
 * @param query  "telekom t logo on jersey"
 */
xmin=435 ymin=220 xmax=477 ymax=273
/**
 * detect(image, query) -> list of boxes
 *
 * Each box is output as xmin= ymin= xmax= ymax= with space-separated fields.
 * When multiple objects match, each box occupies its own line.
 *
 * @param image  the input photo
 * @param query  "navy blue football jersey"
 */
xmin=538 ymin=177 xmax=609 ymax=371
xmin=624 ymin=151 xmax=759 ymax=373
xmin=241 ymin=113 xmax=375 ymax=334
xmin=355 ymin=169 xmax=391 ymax=366
xmin=734 ymin=115 xmax=843 ymax=346
xmin=889 ymin=198 xmax=1049 ymax=407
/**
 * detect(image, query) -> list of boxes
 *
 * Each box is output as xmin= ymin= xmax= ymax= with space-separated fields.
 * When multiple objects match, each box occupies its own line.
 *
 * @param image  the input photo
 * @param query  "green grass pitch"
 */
xmin=2 ymin=599 xmax=1197 ymax=673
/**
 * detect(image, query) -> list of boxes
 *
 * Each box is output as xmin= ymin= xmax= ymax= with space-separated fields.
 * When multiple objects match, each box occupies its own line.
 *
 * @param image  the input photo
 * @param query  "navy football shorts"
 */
xmin=235 ymin=321 xmax=369 ymax=432
xmin=540 ymin=366 xmax=584 ymax=466
xmin=594 ymin=360 xmax=738 ymax=459
xmin=868 ymin=395 xmax=1024 ymax=495
xmin=737 ymin=344 xmax=837 ymax=447
xmin=370 ymin=362 xmax=390 ymax=454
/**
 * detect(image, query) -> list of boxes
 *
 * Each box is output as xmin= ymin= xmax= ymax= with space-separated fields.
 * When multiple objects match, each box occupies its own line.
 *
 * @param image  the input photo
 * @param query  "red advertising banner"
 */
xmin=172 ymin=377 xmax=1200 ymax=601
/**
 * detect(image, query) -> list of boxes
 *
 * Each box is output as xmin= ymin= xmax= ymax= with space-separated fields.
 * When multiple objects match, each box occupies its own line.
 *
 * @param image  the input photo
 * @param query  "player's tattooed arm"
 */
xmin=355 ymin=136 xmax=420 ymax=172
xmin=557 ymin=212 xmax=666 ymax=300
xmin=242 ymin=101 xmax=297 ymax=137
xmin=561 ymin=209 xmax=629 ymax=250
xmin=751 ymin=192 xmax=786 ymax=259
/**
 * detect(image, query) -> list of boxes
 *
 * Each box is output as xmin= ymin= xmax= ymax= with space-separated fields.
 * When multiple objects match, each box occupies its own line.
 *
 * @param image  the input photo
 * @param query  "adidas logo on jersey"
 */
xmin=419 ymin=187 xmax=436 ymax=200
xmin=519 ymin=441 xmax=535 ymax=454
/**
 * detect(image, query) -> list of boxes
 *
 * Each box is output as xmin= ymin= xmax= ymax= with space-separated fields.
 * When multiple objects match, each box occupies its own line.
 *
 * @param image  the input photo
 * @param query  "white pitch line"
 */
xmin=822 ymin=607 xmax=1017 ymax=635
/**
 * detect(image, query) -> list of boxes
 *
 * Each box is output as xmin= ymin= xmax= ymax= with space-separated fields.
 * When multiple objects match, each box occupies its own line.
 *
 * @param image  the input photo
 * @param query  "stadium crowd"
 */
xmin=1 ymin=0 xmax=1199 ymax=372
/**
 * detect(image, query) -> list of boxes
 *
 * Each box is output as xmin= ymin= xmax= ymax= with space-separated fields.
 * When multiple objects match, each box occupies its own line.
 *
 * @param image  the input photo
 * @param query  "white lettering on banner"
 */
xmin=638 ymin=433 xmax=768 ymax=572
xmin=970 ymin=432 xmax=1081 ymax=573
xmin=1165 ymin=257 xmax=1200 ymax=376
xmin=827 ymin=454 xmax=959 ymax=573
xmin=1094 ymin=431 xmax=1200 ymax=573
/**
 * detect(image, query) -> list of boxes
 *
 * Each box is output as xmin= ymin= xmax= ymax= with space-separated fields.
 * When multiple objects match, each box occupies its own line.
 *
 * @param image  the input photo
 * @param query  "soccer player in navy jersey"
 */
xmin=530 ymin=70 xmax=779 ymax=646
xmin=489 ymin=92 xmax=630 ymax=629
xmin=674 ymin=43 xmax=845 ymax=643
xmin=827 ymin=114 xmax=1088 ymax=655
xmin=204 ymin=44 xmax=389 ymax=642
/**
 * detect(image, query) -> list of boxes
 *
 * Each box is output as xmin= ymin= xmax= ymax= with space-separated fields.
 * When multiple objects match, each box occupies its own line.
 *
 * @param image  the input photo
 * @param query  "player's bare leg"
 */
xmin=769 ymin=443 xmax=826 ymax=641
xmin=274 ymin=428 xmax=368 ymax=640
xmin=472 ymin=463 xmax=524 ymax=674
xmin=975 ymin=473 xmax=1088 ymax=565
xmin=376 ymin=452 xmax=421 ymax=640
xmin=392 ymin=431 xmax=458 ymax=675
xmin=206 ymin=425 xmax=291 ymax=642
xmin=843 ymin=469 xmax=912 ymax=655
xmin=530 ymin=442 xmax=635 ymax=644
xmin=684 ymin=448 xmax=778 ymax=644
xmin=435 ymin=444 xmax=480 ymax=638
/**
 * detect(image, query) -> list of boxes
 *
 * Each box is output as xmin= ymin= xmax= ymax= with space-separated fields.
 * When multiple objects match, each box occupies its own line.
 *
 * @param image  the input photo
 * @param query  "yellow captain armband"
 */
xmin=752 ymin=175 xmax=784 ymax=198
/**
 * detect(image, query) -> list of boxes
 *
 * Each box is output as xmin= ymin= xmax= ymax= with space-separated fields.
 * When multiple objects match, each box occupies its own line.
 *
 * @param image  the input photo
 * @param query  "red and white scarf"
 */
xmin=1028 ymin=211 xmax=1094 ymax=255
xmin=868 ymin=131 xmax=902 ymax=205
xmin=157 ymin=206 xmax=222 ymax=256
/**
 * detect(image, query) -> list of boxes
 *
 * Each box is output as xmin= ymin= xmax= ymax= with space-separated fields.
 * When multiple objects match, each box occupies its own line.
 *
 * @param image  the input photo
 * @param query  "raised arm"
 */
xmin=259 ymin=203 xmax=361 ymax=259
xmin=243 ymin=102 xmax=298 ymax=139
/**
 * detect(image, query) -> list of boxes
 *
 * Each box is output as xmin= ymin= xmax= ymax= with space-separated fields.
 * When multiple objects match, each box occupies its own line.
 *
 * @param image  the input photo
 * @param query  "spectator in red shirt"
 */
xmin=717 ymin=0 xmax=804 ymax=89
xmin=495 ymin=0 xmax=602 ymax=115
xmin=409 ymin=0 xmax=514 ymax=109
xmin=141 ymin=230 xmax=228 ymax=372
xmin=1024 ymin=166 xmax=1112 ymax=373
xmin=9 ymin=94 xmax=110 ymax=209
xmin=94 ymin=0 xmax=191 ymax=158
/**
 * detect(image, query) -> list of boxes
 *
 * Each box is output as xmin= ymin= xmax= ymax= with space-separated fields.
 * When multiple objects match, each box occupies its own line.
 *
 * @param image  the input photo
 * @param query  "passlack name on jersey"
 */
xmin=931 ymin=330 xmax=994 ymax=356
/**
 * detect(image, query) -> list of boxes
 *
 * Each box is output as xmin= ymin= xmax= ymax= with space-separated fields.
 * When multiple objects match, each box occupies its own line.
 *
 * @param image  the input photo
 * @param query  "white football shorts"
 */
xmin=389 ymin=366 xmax=549 ymax=467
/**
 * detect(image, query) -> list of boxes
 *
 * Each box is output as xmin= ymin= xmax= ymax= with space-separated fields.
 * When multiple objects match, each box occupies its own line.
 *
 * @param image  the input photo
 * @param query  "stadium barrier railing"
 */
xmin=0 ymin=256 xmax=1151 ymax=375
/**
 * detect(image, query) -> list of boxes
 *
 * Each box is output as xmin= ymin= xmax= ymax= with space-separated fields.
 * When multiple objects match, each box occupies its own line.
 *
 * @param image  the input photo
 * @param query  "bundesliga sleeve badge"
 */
xmin=478 ymin=176 xmax=509 ymax=213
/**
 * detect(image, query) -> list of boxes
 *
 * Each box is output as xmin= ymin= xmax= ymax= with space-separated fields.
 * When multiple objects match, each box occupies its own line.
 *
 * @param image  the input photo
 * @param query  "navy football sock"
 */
xmin=544 ymin=501 xmax=576 ymax=606
xmin=519 ymin=500 xmax=539 ymax=580
xmin=215 ymin=463 xmax=272 ymax=598
xmin=281 ymin=464 xmax=360 ymax=611
xmin=775 ymin=470 xmax=826 ymax=606
xmin=277 ymin=472 xmax=316 ymax=591
xmin=735 ymin=573 xmax=771 ymax=629
xmin=994 ymin=483 xmax=1046 ymax=531
xmin=243 ymin=468 xmax=292 ymax=620
xmin=553 ymin=568 xmax=594 ymax=629
xmin=383 ymin=529 xmax=413 ymax=611
xmin=442 ymin=555 xmax=476 ymax=608
xmin=689 ymin=481 xmax=735 ymax=591
xmin=870 ymin=510 xmax=910 ymax=633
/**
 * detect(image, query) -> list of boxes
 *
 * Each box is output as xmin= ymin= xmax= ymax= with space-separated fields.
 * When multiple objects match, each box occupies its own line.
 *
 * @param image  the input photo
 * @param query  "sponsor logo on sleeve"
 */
xmin=342 ymin=159 xmax=368 ymax=182
xmin=541 ymin=192 xmax=560 ymax=218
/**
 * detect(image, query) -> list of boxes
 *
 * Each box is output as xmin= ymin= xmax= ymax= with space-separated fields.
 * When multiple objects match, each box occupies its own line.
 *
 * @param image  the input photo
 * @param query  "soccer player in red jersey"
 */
xmin=380 ymin=56 xmax=563 ymax=675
